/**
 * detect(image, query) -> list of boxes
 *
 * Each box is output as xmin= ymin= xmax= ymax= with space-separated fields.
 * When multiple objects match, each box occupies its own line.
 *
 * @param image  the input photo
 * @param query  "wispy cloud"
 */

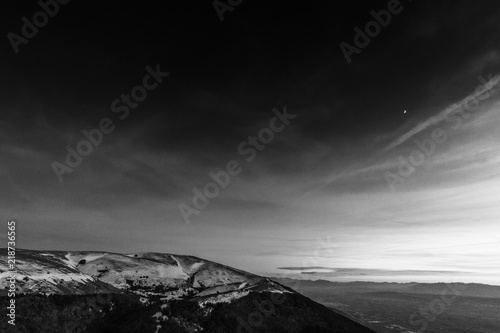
xmin=277 ymin=267 xmax=475 ymax=276
xmin=384 ymin=75 xmax=500 ymax=152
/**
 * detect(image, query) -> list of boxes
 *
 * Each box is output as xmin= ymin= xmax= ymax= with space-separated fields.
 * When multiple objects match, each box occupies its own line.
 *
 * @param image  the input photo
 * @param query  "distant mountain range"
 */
xmin=274 ymin=278 xmax=500 ymax=333
xmin=273 ymin=278 xmax=500 ymax=298
xmin=0 ymin=249 xmax=376 ymax=333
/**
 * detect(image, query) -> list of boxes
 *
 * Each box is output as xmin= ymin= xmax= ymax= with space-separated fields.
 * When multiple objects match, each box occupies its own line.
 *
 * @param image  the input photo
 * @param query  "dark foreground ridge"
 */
xmin=0 ymin=248 xmax=376 ymax=333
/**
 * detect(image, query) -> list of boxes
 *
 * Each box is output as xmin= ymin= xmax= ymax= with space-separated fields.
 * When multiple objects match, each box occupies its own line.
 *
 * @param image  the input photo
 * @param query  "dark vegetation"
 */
xmin=0 ymin=293 xmax=155 ymax=333
xmin=1 ymin=291 xmax=376 ymax=333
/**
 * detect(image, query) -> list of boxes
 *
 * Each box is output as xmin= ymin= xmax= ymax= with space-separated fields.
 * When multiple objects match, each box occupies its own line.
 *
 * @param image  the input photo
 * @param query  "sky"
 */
xmin=1 ymin=0 xmax=500 ymax=285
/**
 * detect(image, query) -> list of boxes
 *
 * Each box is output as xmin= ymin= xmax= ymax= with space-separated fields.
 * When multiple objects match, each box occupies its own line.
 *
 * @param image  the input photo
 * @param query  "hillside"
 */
xmin=0 ymin=249 xmax=376 ymax=333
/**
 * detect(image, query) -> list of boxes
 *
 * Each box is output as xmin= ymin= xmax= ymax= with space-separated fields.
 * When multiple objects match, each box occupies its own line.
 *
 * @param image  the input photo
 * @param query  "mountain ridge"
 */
xmin=273 ymin=277 xmax=500 ymax=298
xmin=0 ymin=248 xmax=377 ymax=333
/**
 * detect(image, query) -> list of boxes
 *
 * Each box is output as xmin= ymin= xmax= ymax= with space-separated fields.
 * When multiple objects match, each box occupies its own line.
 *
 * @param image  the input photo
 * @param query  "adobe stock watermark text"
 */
xmin=178 ymin=106 xmax=296 ymax=224
xmin=51 ymin=64 xmax=169 ymax=182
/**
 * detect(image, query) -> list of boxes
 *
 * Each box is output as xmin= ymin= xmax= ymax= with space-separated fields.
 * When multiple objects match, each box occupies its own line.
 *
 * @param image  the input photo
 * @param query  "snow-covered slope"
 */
xmin=0 ymin=249 xmax=291 ymax=303
xmin=0 ymin=249 xmax=118 ymax=295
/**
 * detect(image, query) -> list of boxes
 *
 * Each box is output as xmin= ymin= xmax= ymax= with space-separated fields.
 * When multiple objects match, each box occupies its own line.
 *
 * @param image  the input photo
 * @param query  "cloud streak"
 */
xmin=384 ymin=74 xmax=500 ymax=152
xmin=277 ymin=267 xmax=475 ymax=277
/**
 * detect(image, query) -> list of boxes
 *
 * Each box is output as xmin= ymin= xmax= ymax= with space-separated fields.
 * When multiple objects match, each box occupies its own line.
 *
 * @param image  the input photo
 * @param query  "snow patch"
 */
xmin=8 ymin=272 xmax=93 ymax=284
xmin=199 ymin=290 xmax=250 ymax=307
